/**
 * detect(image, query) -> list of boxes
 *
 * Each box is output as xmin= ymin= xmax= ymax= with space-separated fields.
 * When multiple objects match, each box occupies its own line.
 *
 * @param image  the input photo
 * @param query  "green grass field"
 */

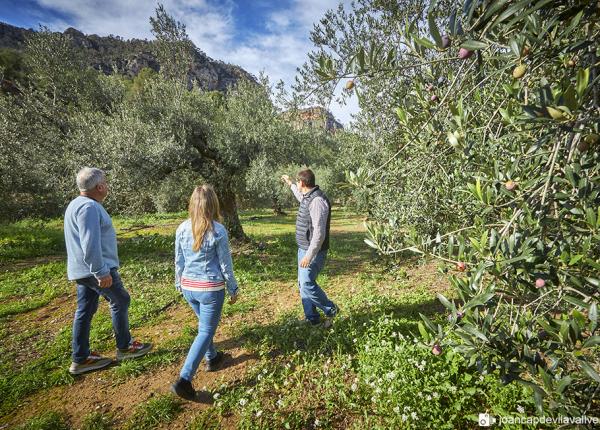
xmin=0 ymin=209 xmax=534 ymax=429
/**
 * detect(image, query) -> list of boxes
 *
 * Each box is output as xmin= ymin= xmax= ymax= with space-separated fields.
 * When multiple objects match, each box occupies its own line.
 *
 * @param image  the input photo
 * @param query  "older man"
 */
xmin=64 ymin=167 xmax=152 ymax=375
xmin=282 ymin=169 xmax=338 ymax=327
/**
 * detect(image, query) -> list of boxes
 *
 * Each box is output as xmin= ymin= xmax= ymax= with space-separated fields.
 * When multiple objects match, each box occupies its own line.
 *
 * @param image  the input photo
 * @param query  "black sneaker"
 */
xmin=170 ymin=377 xmax=196 ymax=401
xmin=205 ymin=351 xmax=225 ymax=372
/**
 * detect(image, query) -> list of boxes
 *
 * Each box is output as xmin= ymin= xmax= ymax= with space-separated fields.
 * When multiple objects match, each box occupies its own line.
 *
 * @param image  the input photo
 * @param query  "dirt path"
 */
xmin=1 ymin=259 xmax=329 ymax=429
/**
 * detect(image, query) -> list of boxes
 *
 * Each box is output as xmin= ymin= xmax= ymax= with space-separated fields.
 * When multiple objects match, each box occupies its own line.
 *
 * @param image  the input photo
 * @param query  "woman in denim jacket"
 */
xmin=171 ymin=185 xmax=239 ymax=401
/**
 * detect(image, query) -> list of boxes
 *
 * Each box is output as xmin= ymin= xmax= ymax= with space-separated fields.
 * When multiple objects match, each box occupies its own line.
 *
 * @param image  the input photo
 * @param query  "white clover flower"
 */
xmin=239 ymin=398 xmax=247 ymax=406
xmin=386 ymin=371 xmax=396 ymax=380
xmin=257 ymin=374 xmax=262 ymax=381
xmin=277 ymin=399 xmax=284 ymax=407
xmin=263 ymin=368 xmax=268 ymax=374
xmin=391 ymin=332 xmax=397 ymax=338
xmin=353 ymin=338 xmax=358 ymax=343
xmin=411 ymin=412 xmax=417 ymax=420
xmin=402 ymin=414 xmax=408 ymax=422
xmin=517 ymin=405 xmax=525 ymax=414
xmin=426 ymin=395 xmax=432 ymax=401
xmin=213 ymin=392 xmax=220 ymax=399
xmin=393 ymin=406 xmax=400 ymax=413
xmin=395 ymin=345 xmax=401 ymax=352
xmin=433 ymin=392 xmax=439 ymax=398
xmin=351 ymin=383 xmax=358 ymax=391
xmin=315 ymin=418 xmax=321 ymax=427
xmin=371 ymin=396 xmax=377 ymax=403
xmin=256 ymin=410 xmax=263 ymax=417
xmin=404 ymin=406 xmax=411 ymax=412
xmin=375 ymin=387 xmax=382 ymax=394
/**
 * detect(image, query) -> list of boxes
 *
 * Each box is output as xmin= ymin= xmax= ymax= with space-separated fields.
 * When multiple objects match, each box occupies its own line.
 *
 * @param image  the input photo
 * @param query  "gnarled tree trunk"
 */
xmin=215 ymin=180 xmax=247 ymax=241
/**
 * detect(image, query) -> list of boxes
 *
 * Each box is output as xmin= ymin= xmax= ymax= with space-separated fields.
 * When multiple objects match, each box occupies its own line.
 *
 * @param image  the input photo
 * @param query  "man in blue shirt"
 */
xmin=64 ymin=167 xmax=152 ymax=375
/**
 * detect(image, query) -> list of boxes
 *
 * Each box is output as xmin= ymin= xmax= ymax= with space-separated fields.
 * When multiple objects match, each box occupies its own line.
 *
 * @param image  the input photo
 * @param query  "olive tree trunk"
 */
xmin=215 ymin=181 xmax=247 ymax=241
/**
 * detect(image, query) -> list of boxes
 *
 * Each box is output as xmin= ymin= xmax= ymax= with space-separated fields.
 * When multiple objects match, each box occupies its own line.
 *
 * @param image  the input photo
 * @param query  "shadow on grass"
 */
xmin=0 ymin=223 xmax=65 ymax=263
xmin=239 ymin=296 xmax=445 ymax=360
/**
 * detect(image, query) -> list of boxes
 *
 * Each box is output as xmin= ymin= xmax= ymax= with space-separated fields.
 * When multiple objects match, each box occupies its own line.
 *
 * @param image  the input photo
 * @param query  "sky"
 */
xmin=0 ymin=0 xmax=360 ymax=125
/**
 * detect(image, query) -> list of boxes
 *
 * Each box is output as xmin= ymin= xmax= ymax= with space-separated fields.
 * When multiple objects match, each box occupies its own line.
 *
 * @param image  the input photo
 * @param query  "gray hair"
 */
xmin=76 ymin=167 xmax=106 ymax=192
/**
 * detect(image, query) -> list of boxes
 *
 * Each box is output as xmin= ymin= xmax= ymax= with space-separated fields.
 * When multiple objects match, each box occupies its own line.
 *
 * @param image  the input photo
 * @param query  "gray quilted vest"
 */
xmin=295 ymin=186 xmax=331 ymax=251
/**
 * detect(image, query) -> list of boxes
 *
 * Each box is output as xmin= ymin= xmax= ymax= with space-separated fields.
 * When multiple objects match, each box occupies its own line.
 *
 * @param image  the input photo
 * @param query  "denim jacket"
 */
xmin=175 ymin=220 xmax=238 ymax=296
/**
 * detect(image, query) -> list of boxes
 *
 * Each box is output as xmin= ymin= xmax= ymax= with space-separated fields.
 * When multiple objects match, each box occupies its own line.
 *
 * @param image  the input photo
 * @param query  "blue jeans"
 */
xmin=180 ymin=289 xmax=225 ymax=381
xmin=298 ymin=248 xmax=336 ymax=324
xmin=72 ymin=268 xmax=131 ymax=363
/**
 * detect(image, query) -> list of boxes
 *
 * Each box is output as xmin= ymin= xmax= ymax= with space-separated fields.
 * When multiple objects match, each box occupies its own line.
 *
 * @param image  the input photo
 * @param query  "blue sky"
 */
xmin=0 ymin=0 xmax=359 ymax=124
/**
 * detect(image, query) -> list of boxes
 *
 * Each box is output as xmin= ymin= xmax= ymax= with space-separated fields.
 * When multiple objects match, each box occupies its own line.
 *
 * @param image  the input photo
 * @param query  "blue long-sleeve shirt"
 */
xmin=64 ymin=196 xmax=119 ymax=280
xmin=175 ymin=220 xmax=238 ymax=296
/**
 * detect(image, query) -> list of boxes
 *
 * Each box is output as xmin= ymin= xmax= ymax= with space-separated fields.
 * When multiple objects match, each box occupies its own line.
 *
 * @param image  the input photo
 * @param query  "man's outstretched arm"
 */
xmin=281 ymin=175 xmax=302 ymax=202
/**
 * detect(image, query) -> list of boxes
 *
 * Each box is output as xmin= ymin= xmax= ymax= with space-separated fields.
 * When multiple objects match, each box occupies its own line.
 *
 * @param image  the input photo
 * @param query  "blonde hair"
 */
xmin=188 ymin=185 xmax=222 ymax=252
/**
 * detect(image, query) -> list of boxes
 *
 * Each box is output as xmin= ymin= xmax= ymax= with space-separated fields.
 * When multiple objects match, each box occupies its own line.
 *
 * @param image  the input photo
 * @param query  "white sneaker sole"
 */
xmin=69 ymin=359 xmax=113 ymax=375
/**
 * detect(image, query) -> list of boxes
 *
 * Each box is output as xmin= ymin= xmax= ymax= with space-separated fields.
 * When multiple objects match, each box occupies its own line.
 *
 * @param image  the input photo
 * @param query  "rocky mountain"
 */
xmin=0 ymin=21 xmax=255 ymax=91
xmin=282 ymin=106 xmax=344 ymax=132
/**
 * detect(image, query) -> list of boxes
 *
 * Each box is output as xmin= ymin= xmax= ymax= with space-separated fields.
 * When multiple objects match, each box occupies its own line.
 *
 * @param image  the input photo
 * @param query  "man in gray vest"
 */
xmin=282 ymin=169 xmax=338 ymax=327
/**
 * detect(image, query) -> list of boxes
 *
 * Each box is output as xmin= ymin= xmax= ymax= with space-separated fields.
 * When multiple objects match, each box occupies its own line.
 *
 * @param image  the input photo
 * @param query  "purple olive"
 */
xmin=458 ymin=48 xmax=473 ymax=59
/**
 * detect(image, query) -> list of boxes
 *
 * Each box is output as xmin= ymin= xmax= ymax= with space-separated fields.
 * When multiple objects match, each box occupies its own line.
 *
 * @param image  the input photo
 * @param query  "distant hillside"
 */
xmin=0 ymin=21 xmax=255 ymax=91
xmin=282 ymin=106 xmax=344 ymax=132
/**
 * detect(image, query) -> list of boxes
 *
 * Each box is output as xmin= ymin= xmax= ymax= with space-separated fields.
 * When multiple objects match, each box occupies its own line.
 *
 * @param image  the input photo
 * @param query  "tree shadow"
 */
xmin=238 ymin=297 xmax=445 ymax=360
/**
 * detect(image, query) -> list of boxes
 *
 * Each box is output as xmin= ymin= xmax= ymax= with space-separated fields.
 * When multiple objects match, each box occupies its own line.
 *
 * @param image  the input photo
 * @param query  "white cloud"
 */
xmin=32 ymin=0 xmax=359 ymax=125
xmin=222 ymin=0 xmax=359 ymax=125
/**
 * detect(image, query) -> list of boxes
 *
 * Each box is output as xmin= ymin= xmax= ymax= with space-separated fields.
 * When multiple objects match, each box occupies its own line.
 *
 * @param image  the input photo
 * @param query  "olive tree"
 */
xmin=302 ymin=0 xmax=600 ymax=416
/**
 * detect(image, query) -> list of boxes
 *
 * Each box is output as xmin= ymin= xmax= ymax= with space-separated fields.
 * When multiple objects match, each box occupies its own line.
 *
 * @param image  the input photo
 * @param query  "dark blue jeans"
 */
xmin=298 ymin=248 xmax=336 ymax=324
xmin=72 ymin=268 xmax=131 ymax=363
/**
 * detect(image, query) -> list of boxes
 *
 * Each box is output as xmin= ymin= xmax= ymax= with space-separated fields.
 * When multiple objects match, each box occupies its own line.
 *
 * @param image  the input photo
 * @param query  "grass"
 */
xmin=0 ymin=208 xmax=537 ymax=429
xmin=15 ymin=411 xmax=70 ymax=430
xmin=125 ymin=394 xmax=182 ymax=430
xmin=81 ymin=412 xmax=114 ymax=430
